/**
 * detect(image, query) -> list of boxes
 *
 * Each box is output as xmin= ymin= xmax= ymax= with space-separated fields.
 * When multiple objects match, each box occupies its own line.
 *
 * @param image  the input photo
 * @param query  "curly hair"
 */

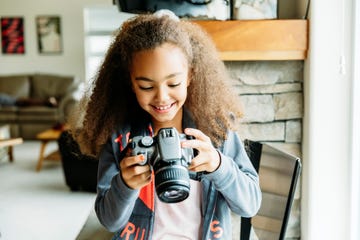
xmin=72 ymin=13 xmax=243 ymax=156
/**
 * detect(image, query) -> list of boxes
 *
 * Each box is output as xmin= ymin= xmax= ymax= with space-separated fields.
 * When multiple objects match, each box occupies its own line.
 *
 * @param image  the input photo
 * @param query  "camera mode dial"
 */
xmin=140 ymin=136 xmax=153 ymax=147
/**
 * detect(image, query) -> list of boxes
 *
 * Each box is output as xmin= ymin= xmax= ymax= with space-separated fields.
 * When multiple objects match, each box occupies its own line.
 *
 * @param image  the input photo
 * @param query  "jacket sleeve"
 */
xmin=94 ymin=138 xmax=140 ymax=232
xmin=204 ymin=131 xmax=262 ymax=217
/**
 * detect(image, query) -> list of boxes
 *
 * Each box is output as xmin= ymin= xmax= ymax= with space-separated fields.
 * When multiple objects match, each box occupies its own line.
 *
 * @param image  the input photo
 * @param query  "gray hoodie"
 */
xmin=95 ymin=110 xmax=262 ymax=240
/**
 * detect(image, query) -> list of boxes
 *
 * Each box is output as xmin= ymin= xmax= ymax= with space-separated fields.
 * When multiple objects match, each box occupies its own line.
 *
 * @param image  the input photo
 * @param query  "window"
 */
xmin=83 ymin=6 xmax=135 ymax=82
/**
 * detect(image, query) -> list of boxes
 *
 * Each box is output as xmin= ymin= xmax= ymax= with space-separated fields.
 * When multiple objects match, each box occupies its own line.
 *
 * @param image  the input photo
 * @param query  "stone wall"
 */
xmin=225 ymin=60 xmax=303 ymax=239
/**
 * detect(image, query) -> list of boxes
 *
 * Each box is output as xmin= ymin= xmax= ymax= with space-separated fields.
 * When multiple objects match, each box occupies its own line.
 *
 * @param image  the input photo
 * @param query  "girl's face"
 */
xmin=130 ymin=43 xmax=190 ymax=131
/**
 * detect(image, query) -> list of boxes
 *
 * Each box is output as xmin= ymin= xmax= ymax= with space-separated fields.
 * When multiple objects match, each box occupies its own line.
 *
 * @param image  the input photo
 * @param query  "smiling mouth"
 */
xmin=152 ymin=103 xmax=175 ymax=112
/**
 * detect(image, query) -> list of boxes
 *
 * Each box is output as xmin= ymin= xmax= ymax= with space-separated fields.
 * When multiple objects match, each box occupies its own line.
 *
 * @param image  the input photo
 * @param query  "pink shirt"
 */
xmin=152 ymin=180 xmax=203 ymax=239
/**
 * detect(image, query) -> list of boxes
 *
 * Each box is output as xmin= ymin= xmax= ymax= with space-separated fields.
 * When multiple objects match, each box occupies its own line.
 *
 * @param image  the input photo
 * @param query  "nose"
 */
xmin=155 ymin=86 xmax=170 ymax=102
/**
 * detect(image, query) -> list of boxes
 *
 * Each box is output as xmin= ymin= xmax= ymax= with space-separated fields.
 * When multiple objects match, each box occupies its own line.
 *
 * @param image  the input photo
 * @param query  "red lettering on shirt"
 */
xmin=134 ymin=228 xmax=146 ymax=240
xmin=120 ymin=222 xmax=135 ymax=240
xmin=115 ymin=132 xmax=131 ymax=152
xmin=115 ymin=134 xmax=123 ymax=151
xmin=120 ymin=222 xmax=146 ymax=240
xmin=210 ymin=220 xmax=223 ymax=238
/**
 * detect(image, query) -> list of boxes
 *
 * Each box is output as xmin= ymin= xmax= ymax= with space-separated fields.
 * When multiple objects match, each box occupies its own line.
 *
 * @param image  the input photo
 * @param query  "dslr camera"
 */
xmin=128 ymin=127 xmax=199 ymax=203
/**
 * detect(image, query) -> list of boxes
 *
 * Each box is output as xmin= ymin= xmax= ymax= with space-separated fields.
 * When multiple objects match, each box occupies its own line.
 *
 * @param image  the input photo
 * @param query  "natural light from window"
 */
xmin=83 ymin=6 xmax=135 ymax=83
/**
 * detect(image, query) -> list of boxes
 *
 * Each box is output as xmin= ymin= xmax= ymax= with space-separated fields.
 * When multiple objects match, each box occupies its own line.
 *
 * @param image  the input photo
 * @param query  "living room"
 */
xmin=1 ymin=0 xmax=359 ymax=240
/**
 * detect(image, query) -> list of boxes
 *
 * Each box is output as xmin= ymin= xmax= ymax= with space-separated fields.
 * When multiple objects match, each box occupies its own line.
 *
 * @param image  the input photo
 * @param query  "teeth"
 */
xmin=155 ymin=104 xmax=171 ymax=110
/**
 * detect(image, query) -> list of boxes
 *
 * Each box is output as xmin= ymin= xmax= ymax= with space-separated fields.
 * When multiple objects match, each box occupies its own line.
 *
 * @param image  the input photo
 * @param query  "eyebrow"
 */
xmin=134 ymin=72 xmax=183 ymax=82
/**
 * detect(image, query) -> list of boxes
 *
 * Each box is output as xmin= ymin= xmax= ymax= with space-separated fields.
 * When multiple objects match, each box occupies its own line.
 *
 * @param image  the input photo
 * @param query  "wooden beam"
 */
xmin=192 ymin=20 xmax=308 ymax=61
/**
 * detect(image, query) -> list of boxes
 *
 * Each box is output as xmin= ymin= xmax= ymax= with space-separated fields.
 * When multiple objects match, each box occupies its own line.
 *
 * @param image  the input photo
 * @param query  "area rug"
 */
xmin=0 ymin=141 xmax=96 ymax=240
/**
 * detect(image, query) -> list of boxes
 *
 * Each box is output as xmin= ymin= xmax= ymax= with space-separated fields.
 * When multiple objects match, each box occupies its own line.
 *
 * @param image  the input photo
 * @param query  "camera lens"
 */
xmin=154 ymin=162 xmax=190 ymax=203
xmin=162 ymin=187 xmax=189 ymax=200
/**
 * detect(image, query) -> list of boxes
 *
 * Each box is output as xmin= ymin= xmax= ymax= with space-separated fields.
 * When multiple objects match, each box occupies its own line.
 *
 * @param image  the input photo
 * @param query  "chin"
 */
xmin=152 ymin=115 xmax=175 ymax=124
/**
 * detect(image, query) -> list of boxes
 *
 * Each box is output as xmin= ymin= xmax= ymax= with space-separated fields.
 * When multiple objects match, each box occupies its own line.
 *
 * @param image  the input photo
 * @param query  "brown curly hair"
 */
xmin=71 ymin=13 xmax=243 ymax=156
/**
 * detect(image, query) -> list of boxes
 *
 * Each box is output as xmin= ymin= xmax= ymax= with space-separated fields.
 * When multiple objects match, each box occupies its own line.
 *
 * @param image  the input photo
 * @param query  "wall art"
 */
xmin=1 ymin=17 xmax=25 ymax=54
xmin=36 ymin=15 xmax=62 ymax=54
xmin=233 ymin=0 xmax=278 ymax=20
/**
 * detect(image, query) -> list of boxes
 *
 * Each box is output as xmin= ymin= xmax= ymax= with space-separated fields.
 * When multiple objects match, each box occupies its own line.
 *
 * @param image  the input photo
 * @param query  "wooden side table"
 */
xmin=36 ymin=128 xmax=64 ymax=171
xmin=0 ymin=124 xmax=23 ymax=162
xmin=0 ymin=138 xmax=23 ymax=161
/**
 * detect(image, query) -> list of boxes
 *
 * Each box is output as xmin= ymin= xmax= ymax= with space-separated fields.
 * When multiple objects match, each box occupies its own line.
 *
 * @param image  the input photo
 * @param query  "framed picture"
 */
xmin=233 ymin=0 xmax=278 ymax=20
xmin=1 ymin=17 xmax=25 ymax=54
xmin=36 ymin=15 xmax=62 ymax=54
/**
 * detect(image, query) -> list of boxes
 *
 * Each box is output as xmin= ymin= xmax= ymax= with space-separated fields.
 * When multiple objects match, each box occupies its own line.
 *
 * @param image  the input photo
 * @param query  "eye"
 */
xmin=168 ymin=82 xmax=181 ymax=88
xmin=139 ymin=86 xmax=153 ymax=90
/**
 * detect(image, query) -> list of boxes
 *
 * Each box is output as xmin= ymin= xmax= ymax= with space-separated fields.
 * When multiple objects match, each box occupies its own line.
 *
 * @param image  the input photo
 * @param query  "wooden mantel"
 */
xmin=192 ymin=19 xmax=308 ymax=61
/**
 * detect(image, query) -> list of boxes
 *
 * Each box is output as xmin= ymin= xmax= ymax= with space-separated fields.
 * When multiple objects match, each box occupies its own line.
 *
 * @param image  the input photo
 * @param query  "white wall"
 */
xmin=0 ymin=0 xmax=111 ymax=81
xmin=350 ymin=1 xmax=360 ymax=239
xmin=302 ymin=0 xmax=355 ymax=239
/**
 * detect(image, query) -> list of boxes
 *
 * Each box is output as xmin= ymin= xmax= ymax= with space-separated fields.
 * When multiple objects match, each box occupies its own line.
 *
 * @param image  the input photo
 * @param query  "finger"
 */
xmin=125 ymin=169 xmax=152 ymax=189
xmin=184 ymin=128 xmax=211 ymax=142
xmin=181 ymin=140 xmax=195 ymax=150
xmin=181 ymin=138 xmax=208 ymax=152
xmin=188 ymin=157 xmax=207 ymax=172
xmin=133 ymin=164 xmax=151 ymax=176
xmin=189 ymin=154 xmax=220 ymax=173
xmin=131 ymin=166 xmax=152 ymax=179
xmin=120 ymin=154 xmax=146 ymax=169
xmin=121 ymin=164 xmax=151 ymax=182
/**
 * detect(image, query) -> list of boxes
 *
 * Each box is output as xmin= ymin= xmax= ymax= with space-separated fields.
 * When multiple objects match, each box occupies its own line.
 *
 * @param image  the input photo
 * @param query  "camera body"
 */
xmin=128 ymin=127 xmax=196 ymax=203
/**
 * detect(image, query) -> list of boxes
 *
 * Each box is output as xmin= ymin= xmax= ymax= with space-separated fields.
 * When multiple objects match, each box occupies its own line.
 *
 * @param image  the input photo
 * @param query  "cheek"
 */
xmin=176 ymin=87 xmax=188 ymax=103
xmin=134 ymin=91 xmax=145 ymax=104
xmin=182 ymin=84 xmax=189 ymax=96
xmin=134 ymin=90 xmax=151 ymax=106
xmin=182 ymin=88 xmax=188 ymax=99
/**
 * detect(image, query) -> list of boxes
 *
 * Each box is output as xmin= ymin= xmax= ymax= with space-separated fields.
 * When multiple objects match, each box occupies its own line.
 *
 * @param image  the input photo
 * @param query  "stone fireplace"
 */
xmin=225 ymin=60 xmax=303 ymax=239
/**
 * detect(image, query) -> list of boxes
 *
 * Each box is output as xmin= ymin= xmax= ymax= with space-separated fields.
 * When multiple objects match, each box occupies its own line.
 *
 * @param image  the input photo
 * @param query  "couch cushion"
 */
xmin=0 ymin=75 xmax=31 ymax=98
xmin=31 ymin=74 xmax=78 ymax=99
xmin=17 ymin=107 xmax=59 ymax=122
xmin=0 ymin=106 xmax=18 ymax=121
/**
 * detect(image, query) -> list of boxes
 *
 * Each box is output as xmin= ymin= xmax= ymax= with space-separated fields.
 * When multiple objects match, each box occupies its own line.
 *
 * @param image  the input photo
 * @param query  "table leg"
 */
xmin=36 ymin=140 xmax=49 ymax=171
xmin=8 ymin=146 xmax=13 ymax=162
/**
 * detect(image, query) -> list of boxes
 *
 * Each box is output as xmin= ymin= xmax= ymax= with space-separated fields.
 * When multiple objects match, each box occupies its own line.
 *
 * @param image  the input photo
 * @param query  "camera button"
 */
xmin=140 ymin=136 xmax=153 ymax=147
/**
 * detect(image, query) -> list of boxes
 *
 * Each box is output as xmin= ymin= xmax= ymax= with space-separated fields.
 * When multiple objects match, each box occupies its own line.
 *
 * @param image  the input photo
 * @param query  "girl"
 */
xmin=73 ymin=10 xmax=261 ymax=240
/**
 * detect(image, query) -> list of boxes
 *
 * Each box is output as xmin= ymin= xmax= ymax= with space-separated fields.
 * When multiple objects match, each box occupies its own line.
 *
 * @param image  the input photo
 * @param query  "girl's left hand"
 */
xmin=181 ymin=128 xmax=220 ymax=173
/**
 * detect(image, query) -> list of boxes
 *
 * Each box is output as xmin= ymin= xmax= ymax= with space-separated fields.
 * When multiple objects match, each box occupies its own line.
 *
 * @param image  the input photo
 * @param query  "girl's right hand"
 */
xmin=119 ymin=154 xmax=152 ymax=190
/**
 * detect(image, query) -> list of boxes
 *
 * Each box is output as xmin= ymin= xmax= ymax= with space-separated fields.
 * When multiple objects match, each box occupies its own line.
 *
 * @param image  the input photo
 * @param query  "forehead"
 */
xmin=130 ymin=43 xmax=189 ymax=78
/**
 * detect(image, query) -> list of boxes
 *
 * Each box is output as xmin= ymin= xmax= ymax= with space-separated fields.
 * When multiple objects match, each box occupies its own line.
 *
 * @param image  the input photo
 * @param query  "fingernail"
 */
xmin=139 ymin=155 xmax=145 ymax=160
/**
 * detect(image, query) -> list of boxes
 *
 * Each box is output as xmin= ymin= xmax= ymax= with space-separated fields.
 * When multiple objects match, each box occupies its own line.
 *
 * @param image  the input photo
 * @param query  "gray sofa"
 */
xmin=0 ymin=73 xmax=82 ymax=139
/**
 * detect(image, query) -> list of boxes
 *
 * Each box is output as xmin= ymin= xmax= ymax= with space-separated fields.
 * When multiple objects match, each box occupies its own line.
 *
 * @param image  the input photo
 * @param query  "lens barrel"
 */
xmin=154 ymin=161 xmax=190 ymax=203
